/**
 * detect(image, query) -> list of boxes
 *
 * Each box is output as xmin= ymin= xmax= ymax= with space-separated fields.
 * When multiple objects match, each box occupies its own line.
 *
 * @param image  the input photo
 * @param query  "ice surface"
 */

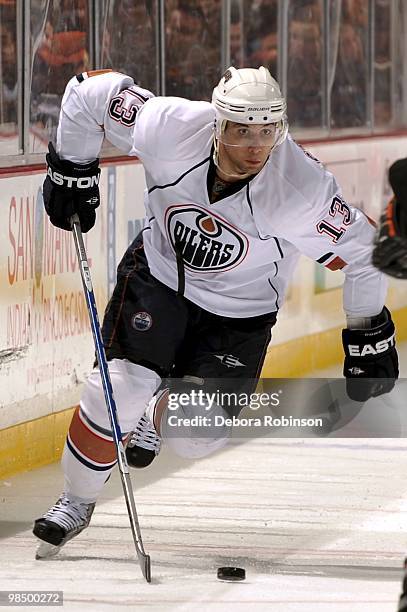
xmin=1 ymin=345 xmax=407 ymax=611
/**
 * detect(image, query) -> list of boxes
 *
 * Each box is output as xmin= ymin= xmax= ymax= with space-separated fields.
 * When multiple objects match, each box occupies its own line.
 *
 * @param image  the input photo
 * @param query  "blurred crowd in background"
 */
xmin=0 ymin=0 xmax=405 ymax=157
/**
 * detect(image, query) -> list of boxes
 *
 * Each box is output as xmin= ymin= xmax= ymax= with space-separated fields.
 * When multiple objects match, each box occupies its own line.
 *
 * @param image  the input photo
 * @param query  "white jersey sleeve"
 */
xmin=274 ymin=139 xmax=387 ymax=318
xmin=56 ymin=69 xmax=155 ymax=163
xmin=298 ymin=200 xmax=387 ymax=318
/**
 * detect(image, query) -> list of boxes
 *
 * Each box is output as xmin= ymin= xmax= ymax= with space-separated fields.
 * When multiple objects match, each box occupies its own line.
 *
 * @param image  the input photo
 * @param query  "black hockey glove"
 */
xmin=342 ymin=307 xmax=398 ymax=402
xmin=372 ymin=158 xmax=407 ymax=279
xmin=42 ymin=142 xmax=101 ymax=232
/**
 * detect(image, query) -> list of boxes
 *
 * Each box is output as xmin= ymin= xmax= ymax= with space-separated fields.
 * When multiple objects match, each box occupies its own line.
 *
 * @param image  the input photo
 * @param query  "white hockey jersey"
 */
xmin=57 ymin=70 xmax=387 ymax=318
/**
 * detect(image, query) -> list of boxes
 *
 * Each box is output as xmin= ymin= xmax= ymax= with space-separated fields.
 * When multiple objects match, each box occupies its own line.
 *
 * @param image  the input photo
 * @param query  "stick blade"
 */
xmin=138 ymin=551 xmax=151 ymax=582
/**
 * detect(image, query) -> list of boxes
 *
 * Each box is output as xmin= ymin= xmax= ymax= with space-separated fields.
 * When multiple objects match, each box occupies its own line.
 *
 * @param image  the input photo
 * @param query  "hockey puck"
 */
xmin=217 ymin=567 xmax=246 ymax=581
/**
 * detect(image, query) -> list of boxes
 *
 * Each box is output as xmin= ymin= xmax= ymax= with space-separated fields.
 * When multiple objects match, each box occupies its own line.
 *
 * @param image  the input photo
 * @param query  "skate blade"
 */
xmin=35 ymin=541 xmax=63 ymax=559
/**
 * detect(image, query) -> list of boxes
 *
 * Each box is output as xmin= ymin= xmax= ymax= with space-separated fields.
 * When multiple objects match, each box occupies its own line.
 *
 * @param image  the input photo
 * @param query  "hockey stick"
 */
xmin=71 ymin=213 xmax=151 ymax=583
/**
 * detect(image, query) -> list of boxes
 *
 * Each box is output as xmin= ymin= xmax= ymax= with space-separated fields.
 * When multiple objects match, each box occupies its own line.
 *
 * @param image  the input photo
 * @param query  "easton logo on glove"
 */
xmin=347 ymin=332 xmax=396 ymax=357
xmin=342 ymin=307 xmax=399 ymax=401
xmin=47 ymin=168 xmax=100 ymax=189
xmin=42 ymin=142 xmax=101 ymax=233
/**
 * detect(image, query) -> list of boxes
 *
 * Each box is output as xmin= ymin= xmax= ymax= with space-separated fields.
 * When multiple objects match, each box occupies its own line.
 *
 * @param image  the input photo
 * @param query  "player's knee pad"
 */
xmin=159 ymin=376 xmax=232 ymax=459
xmin=80 ymin=358 xmax=161 ymax=433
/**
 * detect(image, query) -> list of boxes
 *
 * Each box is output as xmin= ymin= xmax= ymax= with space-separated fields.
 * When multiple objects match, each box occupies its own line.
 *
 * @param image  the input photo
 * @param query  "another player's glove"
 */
xmin=42 ymin=142 xmax=101 ymax=232
xmin=342 ymin=307 xmax=398 ymax=402
xmin=372 ymin=158 xmax=407 ymax=279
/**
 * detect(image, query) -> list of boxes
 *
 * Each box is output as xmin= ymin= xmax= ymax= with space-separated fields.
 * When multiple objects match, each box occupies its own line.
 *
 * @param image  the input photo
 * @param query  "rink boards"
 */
xmin=1 ymin=135 xmax=407 ymax=478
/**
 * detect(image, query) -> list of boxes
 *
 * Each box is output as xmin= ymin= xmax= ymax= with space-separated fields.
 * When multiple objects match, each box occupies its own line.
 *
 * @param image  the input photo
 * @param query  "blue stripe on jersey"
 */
xmin=245 ymin=184 xmax=253 ymax=215
xmin=317 ymin=252 xmax=334 ymax=264
xmin=268 ymin=276 xmax=280 ymax=311
xmin=274 ymin=237 xmax=283 ymax=258
xmin=246 ymin=185 xmax=284 ymax=259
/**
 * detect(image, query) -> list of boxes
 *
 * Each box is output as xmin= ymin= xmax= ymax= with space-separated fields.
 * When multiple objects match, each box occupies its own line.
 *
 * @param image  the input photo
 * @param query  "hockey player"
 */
xmin=373 ymin=157 xmax=407 ymax=279
xmin=33 ymin=66 xmax=398 ymax=556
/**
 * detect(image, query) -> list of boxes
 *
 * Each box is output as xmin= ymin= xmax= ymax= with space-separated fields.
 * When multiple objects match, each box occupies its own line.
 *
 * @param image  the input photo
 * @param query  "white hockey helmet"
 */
xmin=212 ymin=66 xmax=288 ymax=149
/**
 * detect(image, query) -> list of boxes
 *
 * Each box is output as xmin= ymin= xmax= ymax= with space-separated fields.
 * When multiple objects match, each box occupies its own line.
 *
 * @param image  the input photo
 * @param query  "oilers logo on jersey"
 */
xmin=165 ymin=205 xmax=248 ymax=272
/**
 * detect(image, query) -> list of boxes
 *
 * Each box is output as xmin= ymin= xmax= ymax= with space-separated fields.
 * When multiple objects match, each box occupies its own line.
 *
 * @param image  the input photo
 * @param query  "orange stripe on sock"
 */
xmin=69 ymin=407 xmax=124 ymax=464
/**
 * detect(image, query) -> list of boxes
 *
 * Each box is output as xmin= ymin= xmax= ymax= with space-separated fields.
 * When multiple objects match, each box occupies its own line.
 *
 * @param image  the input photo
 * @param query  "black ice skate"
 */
xmin=33 ymin=493 xmax=95 ymax=559
xmin=126 ymin=414 xmax=161 ymax=468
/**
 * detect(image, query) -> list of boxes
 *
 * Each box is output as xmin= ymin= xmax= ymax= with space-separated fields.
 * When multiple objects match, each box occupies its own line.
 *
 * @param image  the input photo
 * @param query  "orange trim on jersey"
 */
xmin=364 ymin=213 xmax=377 ymax=228
xmin=68 ymin=406 xmax=127 ymax=464
xmin=86 ymin=69 xmax=113 ymax=78
xmin=326 ymin=256 xmax=347 ymax=271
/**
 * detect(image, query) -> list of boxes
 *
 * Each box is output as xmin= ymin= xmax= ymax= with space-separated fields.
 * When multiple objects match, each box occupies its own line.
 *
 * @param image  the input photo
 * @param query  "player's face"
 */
xmin=217 ymin=122 xmax=275 ymax=177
